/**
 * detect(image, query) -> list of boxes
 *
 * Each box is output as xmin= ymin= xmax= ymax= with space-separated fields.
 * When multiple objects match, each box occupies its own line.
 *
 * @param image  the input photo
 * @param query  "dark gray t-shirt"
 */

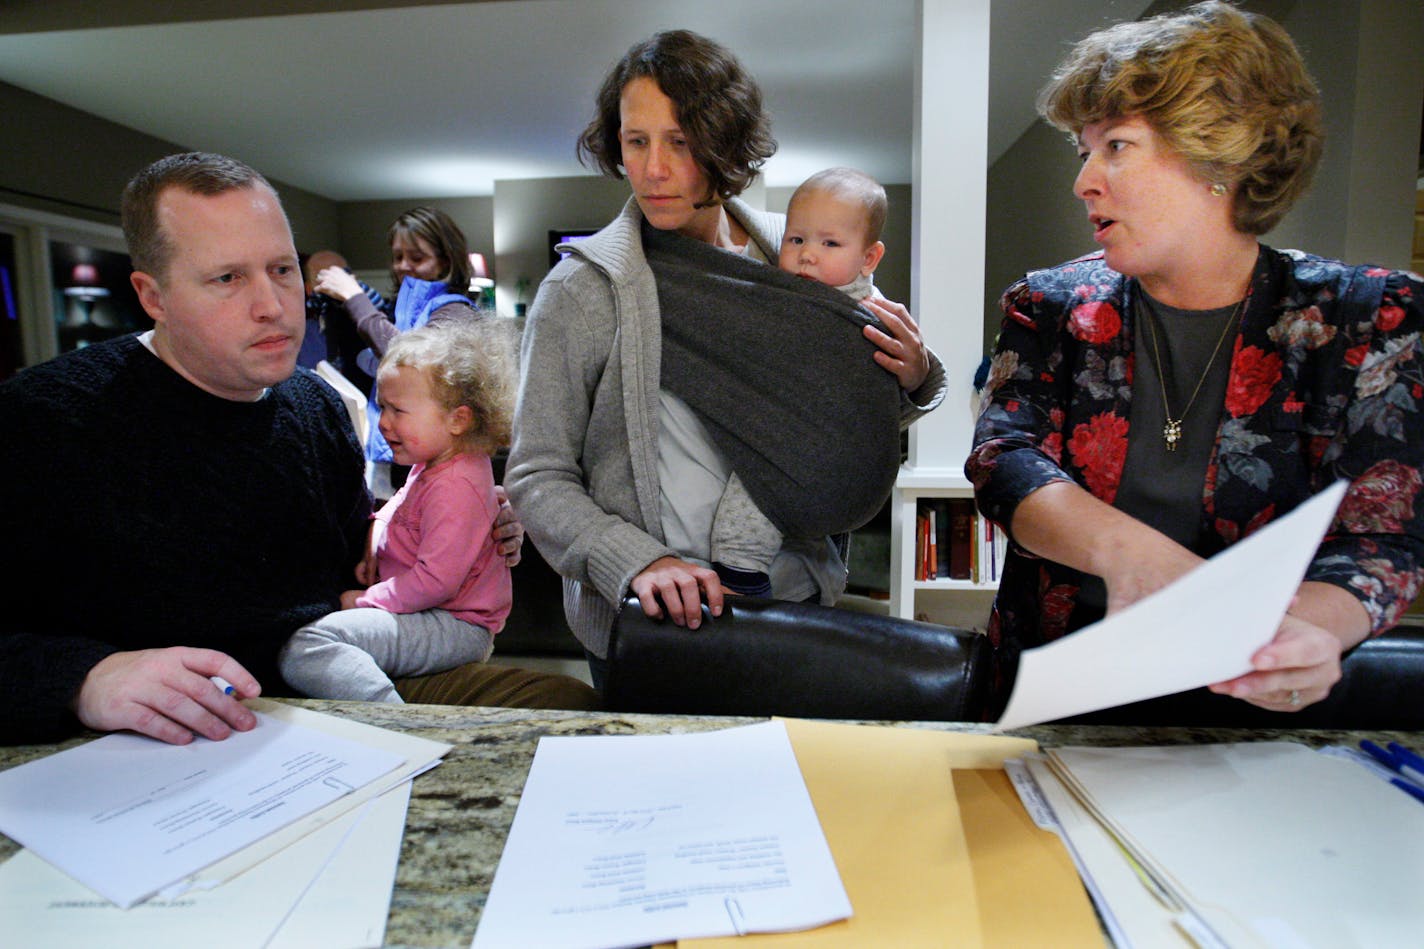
xmin=1078 ymin=285 xmax=1241 ymax=612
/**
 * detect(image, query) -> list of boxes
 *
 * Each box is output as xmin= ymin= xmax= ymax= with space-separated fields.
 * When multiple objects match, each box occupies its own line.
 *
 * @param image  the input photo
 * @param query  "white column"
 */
xmin=908 ymin=0 xmax=989 ymax=472
xmin=889 ymin=0 xmax=991 ymax=620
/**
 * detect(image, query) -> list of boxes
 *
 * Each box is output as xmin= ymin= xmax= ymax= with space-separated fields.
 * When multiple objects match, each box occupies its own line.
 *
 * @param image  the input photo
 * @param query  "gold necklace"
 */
xmin=1140 ymin=291 xmax=1245 ymax=452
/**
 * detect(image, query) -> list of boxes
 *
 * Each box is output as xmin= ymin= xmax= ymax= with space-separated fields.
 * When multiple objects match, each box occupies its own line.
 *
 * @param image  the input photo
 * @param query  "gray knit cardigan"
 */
xmin=506 ymin=197 xmax=946 ymax=657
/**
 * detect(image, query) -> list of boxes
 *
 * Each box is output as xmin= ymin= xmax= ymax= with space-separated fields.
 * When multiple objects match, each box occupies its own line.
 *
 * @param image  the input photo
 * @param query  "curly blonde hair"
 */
xmin=378 ymin=318 xmax=517 ymax=454
xmin=1037 ymin=0 xmax=1323 ymax=235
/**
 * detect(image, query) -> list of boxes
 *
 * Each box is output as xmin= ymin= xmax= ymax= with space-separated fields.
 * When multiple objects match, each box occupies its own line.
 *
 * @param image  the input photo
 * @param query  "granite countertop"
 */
xmin=2 ymin=701 xmax=1418 ymax=948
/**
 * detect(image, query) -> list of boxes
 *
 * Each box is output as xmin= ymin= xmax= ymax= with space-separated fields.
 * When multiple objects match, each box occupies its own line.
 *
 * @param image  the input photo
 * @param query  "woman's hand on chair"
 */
xmin=630 ymin=557 xmax=724 ymax=629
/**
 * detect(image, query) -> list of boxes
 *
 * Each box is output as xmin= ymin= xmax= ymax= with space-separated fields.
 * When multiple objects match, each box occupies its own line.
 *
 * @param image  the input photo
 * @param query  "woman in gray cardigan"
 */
xmin=506 ymin=29 xmax=946 ymax=687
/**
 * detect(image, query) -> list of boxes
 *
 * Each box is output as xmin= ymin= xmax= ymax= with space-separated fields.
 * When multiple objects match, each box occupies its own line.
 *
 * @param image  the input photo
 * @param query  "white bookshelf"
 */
xmin=888 ymin=467 xmax=999 ymax=620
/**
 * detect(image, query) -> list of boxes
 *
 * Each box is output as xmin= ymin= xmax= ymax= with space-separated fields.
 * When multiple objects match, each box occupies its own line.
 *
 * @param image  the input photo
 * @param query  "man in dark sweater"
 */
xmin=0 ymin=152 xmax=596 ymax=746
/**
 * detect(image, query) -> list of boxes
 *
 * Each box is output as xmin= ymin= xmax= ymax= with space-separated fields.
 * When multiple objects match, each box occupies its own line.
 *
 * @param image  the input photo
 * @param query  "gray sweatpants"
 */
xmin=278 ymin=607 xmax=494 ymax=704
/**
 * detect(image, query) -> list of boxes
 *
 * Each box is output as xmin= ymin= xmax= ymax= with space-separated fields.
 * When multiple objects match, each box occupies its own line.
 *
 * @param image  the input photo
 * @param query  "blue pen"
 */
xmin=1386 ymin=742 xmax=1424 ymax=785
xmin=210 ymin=675 xmax=236 ymax=696
xmin=1359 ymin=739 xmax=1402 ymax=772
xmin=1358 ymin=739 xmax=1424 ymax=790
xmin=1390 ymin=777 xmax=1424 ymax=806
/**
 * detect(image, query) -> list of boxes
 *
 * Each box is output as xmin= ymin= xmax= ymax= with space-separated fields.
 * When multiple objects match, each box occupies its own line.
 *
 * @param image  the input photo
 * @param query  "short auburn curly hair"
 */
xmin=1038 ymin=0 xmax=1323 ymax=235
xmin=577 ymin=29 xmax=776 ymax=205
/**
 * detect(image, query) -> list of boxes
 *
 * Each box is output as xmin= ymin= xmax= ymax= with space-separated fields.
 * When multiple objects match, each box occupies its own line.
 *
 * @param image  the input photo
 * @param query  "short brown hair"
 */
xmin=577 ymin=29 xmax=776 ymax=204
xmin=790 ymin=167 xmax=888 ymax=245
xmin=387 ymin=206 xmax=475 ymax=301
xmin=377 ymin=317 xmax=516 ymax=453
xmin=1037 ymin=0 xmax=1322 ymax=235
xmin=121 ymin=152 xmax=277 ymax=278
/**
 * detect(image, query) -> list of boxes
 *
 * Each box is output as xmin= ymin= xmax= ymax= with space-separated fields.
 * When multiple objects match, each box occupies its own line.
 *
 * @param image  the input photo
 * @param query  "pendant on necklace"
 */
xmin=1163 ymin=418 xmax=1183 ymax=451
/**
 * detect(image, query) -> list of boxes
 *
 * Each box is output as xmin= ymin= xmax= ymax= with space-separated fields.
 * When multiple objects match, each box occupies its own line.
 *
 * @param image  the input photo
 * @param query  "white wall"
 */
xmin=490 ymin=175 xmax=629 ymax=316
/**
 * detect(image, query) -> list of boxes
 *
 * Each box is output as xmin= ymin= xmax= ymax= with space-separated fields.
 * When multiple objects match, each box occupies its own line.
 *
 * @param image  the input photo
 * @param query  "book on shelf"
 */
xmin=948 ymin=499 xmax=973 ymax=580
xmin=913 ymin=498 xmax=1008 ymax=586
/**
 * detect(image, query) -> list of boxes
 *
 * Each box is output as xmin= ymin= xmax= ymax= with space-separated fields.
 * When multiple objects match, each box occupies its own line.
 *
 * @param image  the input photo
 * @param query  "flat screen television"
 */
xmin=548 ymin=228 xmax=600 ymax=267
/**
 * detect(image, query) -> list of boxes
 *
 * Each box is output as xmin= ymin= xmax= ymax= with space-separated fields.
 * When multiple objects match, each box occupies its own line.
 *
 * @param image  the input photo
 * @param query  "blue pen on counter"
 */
xmin=1359 ymin=739 xmax=1424 ymax=800
xmin=1360 ymin=738 xmax=1408 ymax=774
xmin=1386 ymin=741 xmax=1424 ymax=785
xmin=210 ymin=675 xmax=236 ymax=696
xmin=1390 ymin=777 xmax=1424 ymax=806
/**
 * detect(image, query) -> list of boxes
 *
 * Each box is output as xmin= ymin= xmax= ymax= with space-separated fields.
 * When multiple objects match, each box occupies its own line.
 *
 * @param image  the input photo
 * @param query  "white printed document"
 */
xmin=0 ymin=781 xmax=411 ymax=949
xmin=471 ymin=720 xmax=851 ymax=949
xmin=0 ymin=710 xmax=405 ymax=908
xmin=995 ymin=481 xmax=1346 ymax=730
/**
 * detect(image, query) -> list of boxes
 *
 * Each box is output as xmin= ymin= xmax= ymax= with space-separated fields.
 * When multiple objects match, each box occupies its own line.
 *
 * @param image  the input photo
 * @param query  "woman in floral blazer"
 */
xmin=967 ymin=2 xmax=1424 ymax=715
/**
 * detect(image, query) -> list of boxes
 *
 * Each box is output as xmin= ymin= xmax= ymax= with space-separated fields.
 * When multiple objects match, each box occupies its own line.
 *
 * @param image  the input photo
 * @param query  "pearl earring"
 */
xmin=1210 ymin=182 xmax=1228 ymax=196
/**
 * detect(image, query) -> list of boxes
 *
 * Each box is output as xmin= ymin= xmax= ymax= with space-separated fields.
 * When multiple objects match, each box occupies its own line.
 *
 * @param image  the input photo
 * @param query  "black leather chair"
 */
xmin=1067 ymin=623 xmax=1424 ymax=730
xmin=605 ymin=591 xmax=1424 ymax=729
xmin=603 ymin=595 xmax=990 ymax=721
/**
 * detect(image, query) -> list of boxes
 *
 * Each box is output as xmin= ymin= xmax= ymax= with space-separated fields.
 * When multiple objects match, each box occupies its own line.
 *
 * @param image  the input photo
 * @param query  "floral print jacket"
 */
xmin=968 ymin=246 xmax=1424 ymax=668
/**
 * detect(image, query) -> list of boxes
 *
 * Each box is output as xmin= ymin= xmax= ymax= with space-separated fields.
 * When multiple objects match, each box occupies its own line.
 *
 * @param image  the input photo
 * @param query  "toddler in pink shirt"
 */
xmin=279 ymin=319 xmax=516 ymax=702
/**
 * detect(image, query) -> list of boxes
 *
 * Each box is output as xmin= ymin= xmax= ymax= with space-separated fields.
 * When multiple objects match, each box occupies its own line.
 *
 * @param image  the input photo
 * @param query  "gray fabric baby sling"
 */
xmin=643 ymin=221 xmax=901 ymax=539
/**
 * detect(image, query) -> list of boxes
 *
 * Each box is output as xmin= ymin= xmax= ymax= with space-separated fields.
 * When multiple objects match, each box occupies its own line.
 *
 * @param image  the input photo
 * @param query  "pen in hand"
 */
xmin=210 ymin=675 xmax=236 ymax=696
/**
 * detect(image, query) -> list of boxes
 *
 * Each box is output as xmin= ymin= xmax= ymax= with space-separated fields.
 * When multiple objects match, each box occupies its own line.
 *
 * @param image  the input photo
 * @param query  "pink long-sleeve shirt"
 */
xmin=356 ymin=453 xmax=512 ymax=633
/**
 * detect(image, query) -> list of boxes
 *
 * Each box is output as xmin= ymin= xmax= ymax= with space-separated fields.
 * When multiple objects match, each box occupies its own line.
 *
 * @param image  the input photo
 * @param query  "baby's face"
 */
xmin=779 ymin=189 xmax=880 ymax=288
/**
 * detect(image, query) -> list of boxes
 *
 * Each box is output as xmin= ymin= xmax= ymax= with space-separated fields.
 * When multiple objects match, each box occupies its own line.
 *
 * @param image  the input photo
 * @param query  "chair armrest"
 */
xmin=604 ymin=595 xmax=990 ymax=721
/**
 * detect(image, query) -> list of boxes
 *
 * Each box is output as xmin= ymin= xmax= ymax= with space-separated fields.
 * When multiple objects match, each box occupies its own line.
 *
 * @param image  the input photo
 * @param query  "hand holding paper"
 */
xmin=995 ymin=482 xmax=1348 ymax=730
xmin=1208 ymin=581 xmax=1363 ymax=710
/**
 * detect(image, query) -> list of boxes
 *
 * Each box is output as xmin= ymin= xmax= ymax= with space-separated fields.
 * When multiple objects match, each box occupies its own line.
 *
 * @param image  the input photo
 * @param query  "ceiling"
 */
xmin=0 ymin=0 xmax=910 ymax=201
xmin=0 ymin=0 xmax=1145 ymax=202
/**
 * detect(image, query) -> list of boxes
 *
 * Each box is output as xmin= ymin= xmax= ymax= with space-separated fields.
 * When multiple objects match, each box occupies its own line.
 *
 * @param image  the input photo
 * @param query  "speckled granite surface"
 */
xmin=1 ymin=701 xmax=1418 ymax=948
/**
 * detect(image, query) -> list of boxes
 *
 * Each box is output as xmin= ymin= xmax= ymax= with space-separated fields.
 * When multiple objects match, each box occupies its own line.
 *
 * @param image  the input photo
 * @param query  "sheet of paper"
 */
xmin=995 ymin=481 xmax=1347 ymax=730
xmin=471 ymin=721 xmax=851 ymax=949
xmin=1017 ymin=757 xmax=1191 ymax=949
xmin=268 ymin=780 xmax=410 ymax=949
xmin=184 ymin=698 xmax=449 ymax=891
xmin=0 ymin=709 xmax=405 ymax=908
xmin=1051 ymin=742 xmax=1424 ymax=948
xmin=0 ymin=781 xmax=410 ymax=948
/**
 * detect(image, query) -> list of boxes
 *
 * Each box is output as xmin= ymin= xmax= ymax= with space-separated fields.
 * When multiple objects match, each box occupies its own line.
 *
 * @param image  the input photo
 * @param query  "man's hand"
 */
xmin=73 ymin=648 xmax=261 ymax=745
xmin=630 ymin=556 xmax=724 ymax=629
xmin=861 ymin=296 xmax=930 ymax=392
xmin=493 ymin=485 xmax=524 ymax=567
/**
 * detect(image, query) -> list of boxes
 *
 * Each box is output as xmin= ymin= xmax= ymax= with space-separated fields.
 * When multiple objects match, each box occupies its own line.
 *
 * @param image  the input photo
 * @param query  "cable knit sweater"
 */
xmin=0 ymin=336 xmax=371 ymax=743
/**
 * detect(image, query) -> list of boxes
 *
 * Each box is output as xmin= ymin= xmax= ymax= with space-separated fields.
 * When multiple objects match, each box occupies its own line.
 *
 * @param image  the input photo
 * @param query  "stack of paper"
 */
xmin=0 ymin=700 xmax=450 ymax=948
xmin=1011 ymin=742 xmax=1424 ymax=948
